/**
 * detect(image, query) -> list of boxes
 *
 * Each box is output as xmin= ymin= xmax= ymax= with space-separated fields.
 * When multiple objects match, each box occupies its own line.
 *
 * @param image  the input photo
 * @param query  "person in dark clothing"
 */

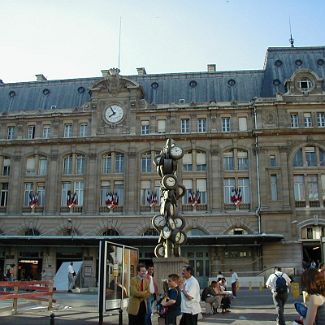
xmin=161 ymin=274 xmax=182 ymax=325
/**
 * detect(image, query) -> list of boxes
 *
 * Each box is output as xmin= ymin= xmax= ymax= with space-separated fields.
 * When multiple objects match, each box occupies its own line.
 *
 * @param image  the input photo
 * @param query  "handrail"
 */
xmin=0 ymin=280 xmax=55 ymax=314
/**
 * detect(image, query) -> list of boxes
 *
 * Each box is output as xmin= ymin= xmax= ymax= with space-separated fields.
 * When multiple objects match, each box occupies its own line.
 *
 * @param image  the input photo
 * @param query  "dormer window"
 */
xmin=298 ymin=78 xmax=313 ymax=91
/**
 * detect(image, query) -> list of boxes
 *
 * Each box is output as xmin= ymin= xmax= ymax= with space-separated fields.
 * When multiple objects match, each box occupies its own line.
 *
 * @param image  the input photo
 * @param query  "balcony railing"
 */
xmin=295 ymin=201 xmax=306 ymax=208
xmin=60 ymin=206 xmax=83 ymax=213
xmin=181 ymin=204 xmax=207 ymax=212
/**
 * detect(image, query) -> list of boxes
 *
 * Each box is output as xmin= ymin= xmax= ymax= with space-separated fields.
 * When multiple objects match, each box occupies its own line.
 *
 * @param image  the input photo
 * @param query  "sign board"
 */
xmin=98 ymin=240 xmax=138 ymax=314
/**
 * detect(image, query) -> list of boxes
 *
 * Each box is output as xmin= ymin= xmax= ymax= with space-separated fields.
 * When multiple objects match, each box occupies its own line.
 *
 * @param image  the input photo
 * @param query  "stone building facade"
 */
xmin=0 ymin=46 xmax=325 ymax=286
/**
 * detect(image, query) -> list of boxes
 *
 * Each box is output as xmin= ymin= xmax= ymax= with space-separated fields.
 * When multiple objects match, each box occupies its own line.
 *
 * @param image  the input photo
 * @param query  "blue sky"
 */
xmin=1 ymin=0 xmax=324 ymax=82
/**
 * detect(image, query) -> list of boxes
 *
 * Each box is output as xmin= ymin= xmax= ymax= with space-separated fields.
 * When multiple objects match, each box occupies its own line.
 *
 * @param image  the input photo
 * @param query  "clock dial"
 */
xmin=162 ymin=174 xmax=177 ymax=189
xmin=162 ymin=225 xmax=172 ymax=239
xmin=104 ymin=105 xmax=124 ymax=124
xmin=152 ymin=214 xmax=166 ymax=230
xmin=174 ymin=216 xmax=185 ymax=229
xmin=170 ymin=146 xmax=184 ymax=160
xmin=172 ymin=230 xmax=187 ymax=244
xmin=168 ymin=217 xmax=176 ymax=230
xmin=154 ymin=243 xmax=165 ymax=258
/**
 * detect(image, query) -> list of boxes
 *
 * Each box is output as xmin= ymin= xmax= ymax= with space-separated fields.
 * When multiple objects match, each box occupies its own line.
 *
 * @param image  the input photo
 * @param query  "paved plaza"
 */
xmin=0 ymin=288 xmax=302 ymax=325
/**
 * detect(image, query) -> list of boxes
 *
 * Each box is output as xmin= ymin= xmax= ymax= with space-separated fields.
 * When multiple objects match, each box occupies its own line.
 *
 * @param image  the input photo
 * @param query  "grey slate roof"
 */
xmin=0 ymin=46 xmax=324 ymax=113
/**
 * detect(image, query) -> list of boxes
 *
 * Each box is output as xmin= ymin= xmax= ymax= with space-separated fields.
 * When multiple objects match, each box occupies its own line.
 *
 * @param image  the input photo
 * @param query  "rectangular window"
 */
xmin=197 ymin=119 xmax=207 ymax=133
xmin=304 ymin=113 xmax=312 ymax=128
xmin=114 ymin=181 xmax=124 ymax=206
xmin=223 ymin=152 xmax=234 ymax=171
xmin=294 ymin=175 xmax=305 ymax=201
xmin=196 ymin=152 xmax=207 ymax=171
xmin=24 ymin=183 xmax=33 ymax=207
xmin=42 ymin=125 xmax=51 ymax=139
xmin=141 ymin=120 xmax=150 ymax=135
xmin=26 ymin=158 xmax=36 ymax=175
xmin=307 ymin=175 xmax=319 ymax=201
xmin=271 ymin=175 xmax=278 ymax=201
xmin=305 ymin=147 xmax=317 ymax=167
xmin=64 ymin=124 xmax=73 ymax=138
xmin=237 ymin=151 xmax=248 ymax=170
xmin=196 ymin=179 xmax=207 ymax=204
xmin=182 ymin=179 xmax=193 ymax=204
xmin=63 ymin=155 xmax=73 ymax=175
xmin=27 ymin=125 xmax=36 ymax=139
xmin=222 ymin=117 xmax=230 ymax=132
xmin=181 ymin=119 xmax=190 ymax=133
xmin=79 ymin=123 xmax=88 ymax=137
xmin=270 ymin=155 xmax=277 ymax=167
xmin=238 ymin=117 xmax=247 ymax=131
xmin=74 ymin=181 xmax=84 ymax=206
xmin=224 ymin=178 xmax=235 ymax=204
xmin=100 ymin=181 xmax=110 ymax=206
xmin=3 ymin=158 xmax=10 ymax=176
xmin=291 ymin=114 xmax=299 ymax=128
xmin=238 ymin=178 xmax=250 ymax=203
xmin=141 ymin=180 xmax=151 ymax=205
xmin=0 ymin=183 xmax=8 ymax=207
xmin=157 ymin=120 xmax=166 ymax=133
xmin=7 ymin=126 xmax=16 ymax=139
xmin=103 ymin=155 xmax=112 ymax=174
xmin=183 ymin=153 xmax=193 ymax=171
xmin=37 ymin=184 xmax=45 ymax=206
xmin=61 ymin=181 xmax=84 ymax=206
xmin=141 ymin=153 xmax=152 ymax=173
xmin=317 ymin=112 xmax=325 ymax=127
xmin=38 ymin=158 xmax=47 ymax=176
xmin=76 ymin=155 xmax=85 ymax=175
xmin=115 ymin=154 xmax=124 ymax=173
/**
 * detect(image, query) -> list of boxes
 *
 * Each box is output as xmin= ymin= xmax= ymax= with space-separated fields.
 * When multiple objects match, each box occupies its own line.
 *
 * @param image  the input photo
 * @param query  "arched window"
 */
xmin=63 ymin=153 xmax=86 ymax=175
xmin=102 ymin=152 xmax=124 ymax=174
xmin=143 ymin=228 xmax=159 ymax=236
xmin=24 ymin=228 xmax=41 ymax=236
xmin=141 ymin=151 xmax=152 ymax=173
xmin=226 ymin=227 xmax=248 ymax=235
xmin=103 ymin=228 xmax=120 ymax=236
xmin=186 ymin=228 xmax=208 ymax=236
xmin=223 ymin=149 xmax=248 ymax=171
xmin=182 ymin=150 xmax=206 ymax=172
xmin=0 ymin=156 xmax=10 ymax=176
xmin=26 ymin=155 xmax=47 ymax=176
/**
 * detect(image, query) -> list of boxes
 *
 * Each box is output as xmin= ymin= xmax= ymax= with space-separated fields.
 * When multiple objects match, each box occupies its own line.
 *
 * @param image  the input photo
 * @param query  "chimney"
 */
xmin=35 ymin=74 xmax=47 ymax=81
xmin=207 ymin=64 xmax=216 ymax=73
xmin=136 ymin=67 xmax=147 ymax=75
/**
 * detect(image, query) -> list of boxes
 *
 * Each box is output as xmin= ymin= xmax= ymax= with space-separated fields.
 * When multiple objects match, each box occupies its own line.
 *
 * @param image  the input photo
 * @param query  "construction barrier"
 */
xmin=0 ymin=280 xmax=55 ymax=314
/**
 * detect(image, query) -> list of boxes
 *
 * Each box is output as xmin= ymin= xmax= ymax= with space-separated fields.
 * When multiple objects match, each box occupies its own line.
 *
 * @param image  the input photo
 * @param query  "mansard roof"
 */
xmin=0 ymin=46 xmax=324 ymax=113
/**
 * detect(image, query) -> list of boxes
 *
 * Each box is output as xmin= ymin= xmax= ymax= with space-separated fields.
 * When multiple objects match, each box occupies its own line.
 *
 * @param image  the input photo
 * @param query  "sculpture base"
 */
xmin=153 ymin=256 xmax=189 ymax=293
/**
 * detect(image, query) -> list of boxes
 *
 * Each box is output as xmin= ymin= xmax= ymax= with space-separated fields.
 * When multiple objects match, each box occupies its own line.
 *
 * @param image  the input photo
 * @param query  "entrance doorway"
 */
xmin=302 ymin=242 xmax=322 ymax=268
xmin=18 ymin=258 xmax=42 ymax=280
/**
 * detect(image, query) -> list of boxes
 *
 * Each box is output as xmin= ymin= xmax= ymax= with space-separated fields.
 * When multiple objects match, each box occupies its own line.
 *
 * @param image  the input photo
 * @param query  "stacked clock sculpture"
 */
xmin=152 ymin=139 xmax=187 ymax=258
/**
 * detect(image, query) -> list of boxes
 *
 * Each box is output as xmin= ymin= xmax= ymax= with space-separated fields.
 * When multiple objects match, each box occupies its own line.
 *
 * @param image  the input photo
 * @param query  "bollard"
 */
xmin=259 ymin=281 xmax=263 ymax=291
xmin=50 ymin=312 xmax=55 ymax=325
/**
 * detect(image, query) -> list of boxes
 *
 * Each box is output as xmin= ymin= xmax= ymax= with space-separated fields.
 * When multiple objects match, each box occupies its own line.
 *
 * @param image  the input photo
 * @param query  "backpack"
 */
xmin=275 ymin=273 xmax=287 ymax=293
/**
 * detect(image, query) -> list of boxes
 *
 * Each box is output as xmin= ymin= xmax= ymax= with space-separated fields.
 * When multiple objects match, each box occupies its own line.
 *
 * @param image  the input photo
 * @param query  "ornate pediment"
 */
xmin=90 ymin=68 xmax=144 ymax=98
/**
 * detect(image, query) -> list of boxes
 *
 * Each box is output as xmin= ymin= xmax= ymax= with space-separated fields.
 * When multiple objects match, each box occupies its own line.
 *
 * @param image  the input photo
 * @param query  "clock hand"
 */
xmin=108 ymin=112 xmax=116 ymax=118
xmin=110 ymin=107 xmax=115 ymax=113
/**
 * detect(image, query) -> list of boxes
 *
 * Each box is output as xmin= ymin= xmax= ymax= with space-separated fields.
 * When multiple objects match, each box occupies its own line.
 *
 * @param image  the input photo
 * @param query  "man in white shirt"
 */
xmin=230 ymin=269 xmax=239 ymax=297
xmin=67 ymin=262 xmax=75 ymax=293
xmin=266 ymin=267 xmax=291 ymax=325
xmin=180 ymin=265 xmax=201 ymax=325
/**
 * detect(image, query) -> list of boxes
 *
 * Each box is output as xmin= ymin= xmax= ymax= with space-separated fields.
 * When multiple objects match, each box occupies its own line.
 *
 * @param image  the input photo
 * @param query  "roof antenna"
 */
xmin=118 ymin=17 xmax=122 ymax=70
xmin=289 ymin=17 xmax=294 ymax=47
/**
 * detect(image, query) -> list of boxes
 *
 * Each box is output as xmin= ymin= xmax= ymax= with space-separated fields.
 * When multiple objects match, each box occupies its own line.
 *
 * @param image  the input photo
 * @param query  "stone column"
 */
xmin=85 ymin=150 xmax=98 ymax=214
xmin=8 ymin=152 xmax=22 ymax=214
xmin=210 ymin=146 xmax=221 ymax=211
xmin=46 ymin=149 xmax=59 ymax=214
xmin=153 ymin=257 xmax=189 ymax=293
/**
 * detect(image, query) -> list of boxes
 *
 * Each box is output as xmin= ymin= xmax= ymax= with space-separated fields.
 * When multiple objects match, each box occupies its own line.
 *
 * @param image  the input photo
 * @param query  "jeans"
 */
xmin=144 ymin=294 xmax=154 ymax=325
xmin=272 ymin=291 xmax=288 ymax=325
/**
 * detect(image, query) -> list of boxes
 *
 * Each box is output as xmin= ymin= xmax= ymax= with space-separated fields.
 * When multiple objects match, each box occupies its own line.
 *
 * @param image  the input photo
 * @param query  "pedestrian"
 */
xmin=179 ymin=265 xmax=201 ymax=325
xmin=266 ymin=266 xmax=291 ymax=325
xmin=161 ymin=274 xmax=182 ymax=325
xmin=127 ymin=263 xmax=151 ymax=325
xmin=302 ymin=268 xmax=325 ymax=325
xmin=318 ymin=262 xmax=325 ymax=279
xmin=201 ymin=280 xmax=221 ymax=314
xmin=144 ymin=265 xmax=157 ymax=325
xmin=67 ymin=262 xmax=76 ymax=293
xmin=230 ymin=269 xmax=239 ymax=297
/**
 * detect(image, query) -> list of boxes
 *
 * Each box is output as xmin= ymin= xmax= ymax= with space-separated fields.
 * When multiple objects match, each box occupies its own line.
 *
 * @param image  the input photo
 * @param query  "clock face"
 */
xmin=152 ymin=214 xmax=166 ymax=230
xmin=172 ymin=230 xmax=187 ymax=244
xmin=174 ymin=216 xmax=185 ymax=229
xmin=170 ymin=146 xmax=184 ymax=160
xmin=154 ymin=243 xmax=165 ymax=258
xmin=162 ymin=174 xmax=177 ymax=189
xmin=104 ymin=105 xmax=124 ymax=124
xmin=162 ymin=225 xmax=172 ymax=239
xmin=168 ymin=217 xmax=176 ymax=230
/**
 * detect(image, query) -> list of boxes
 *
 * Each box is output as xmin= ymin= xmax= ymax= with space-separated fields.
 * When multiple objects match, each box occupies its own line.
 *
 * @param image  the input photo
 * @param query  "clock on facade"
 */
xmin=104 ymin=105 xmax=124 ymax=124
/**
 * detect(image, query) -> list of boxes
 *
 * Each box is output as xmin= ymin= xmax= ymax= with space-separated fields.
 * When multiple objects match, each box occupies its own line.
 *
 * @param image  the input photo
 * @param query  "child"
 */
xmin=161 ymin=274 xmax=182 ymax=325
